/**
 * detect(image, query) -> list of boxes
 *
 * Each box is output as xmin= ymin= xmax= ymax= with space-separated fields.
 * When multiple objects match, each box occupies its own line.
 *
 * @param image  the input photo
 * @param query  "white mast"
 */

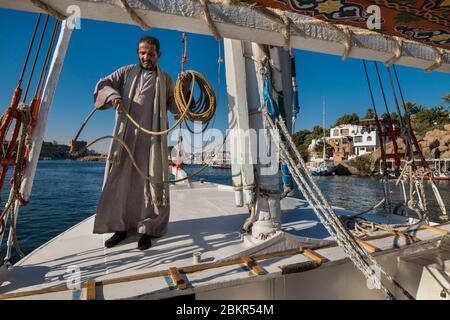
xmin=322 ymin=97 xmax=326 ymax=160
xmin=224 ymin=40 xmax=292 ymax=241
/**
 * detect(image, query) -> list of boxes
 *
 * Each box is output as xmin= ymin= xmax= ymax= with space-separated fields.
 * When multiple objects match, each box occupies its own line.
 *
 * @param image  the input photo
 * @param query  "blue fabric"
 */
xmin=292 ymin=90 xmax=300 ymax=116
xmin=281 ymin=163 xmax=294 ymax=190
xmin=263 ymin=78 xmax=278 ymax=118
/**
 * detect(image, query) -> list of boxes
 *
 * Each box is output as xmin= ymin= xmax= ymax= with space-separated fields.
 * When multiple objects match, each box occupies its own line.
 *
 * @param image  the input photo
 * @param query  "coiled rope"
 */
xmin=174 ymin=70 xmax=216 ymax=124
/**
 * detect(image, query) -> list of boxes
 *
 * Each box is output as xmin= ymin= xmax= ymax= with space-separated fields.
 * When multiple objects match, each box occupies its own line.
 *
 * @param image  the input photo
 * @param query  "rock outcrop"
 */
xmin=371 ymin=125 xmax=450 ymax=165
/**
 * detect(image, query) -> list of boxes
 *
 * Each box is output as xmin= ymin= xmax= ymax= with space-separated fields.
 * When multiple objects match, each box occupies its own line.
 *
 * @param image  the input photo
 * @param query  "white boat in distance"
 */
xmin=0 ymin=0 xmax=449 ymax=300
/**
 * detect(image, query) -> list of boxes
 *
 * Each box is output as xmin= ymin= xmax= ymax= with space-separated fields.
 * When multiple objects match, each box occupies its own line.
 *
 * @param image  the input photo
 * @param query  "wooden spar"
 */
xmin=2 ymin=21 xmax=73 ymax=261
xmin=0 ymin=0 xmax=448 ymax=73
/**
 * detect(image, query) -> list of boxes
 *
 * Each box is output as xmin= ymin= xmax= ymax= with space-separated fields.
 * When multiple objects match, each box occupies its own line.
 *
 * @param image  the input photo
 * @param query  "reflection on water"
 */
xmin=1 ymin=161 xmax=448 ymax=263
xmin=294 ymin=176 xmax=449 ymax=221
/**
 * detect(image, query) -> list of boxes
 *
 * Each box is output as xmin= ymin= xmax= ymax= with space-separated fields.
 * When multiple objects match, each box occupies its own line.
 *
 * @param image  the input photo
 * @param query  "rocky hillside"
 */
xmin=368 ymin=124 xmax=450 ymax=170
xmin=417 ymin=124 xmax=450 ymax=159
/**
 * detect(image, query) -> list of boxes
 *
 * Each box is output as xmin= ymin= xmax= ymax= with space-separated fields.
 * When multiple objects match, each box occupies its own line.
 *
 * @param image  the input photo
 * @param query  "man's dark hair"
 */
xmin=137 ymin=36 xmax=160 ymax=53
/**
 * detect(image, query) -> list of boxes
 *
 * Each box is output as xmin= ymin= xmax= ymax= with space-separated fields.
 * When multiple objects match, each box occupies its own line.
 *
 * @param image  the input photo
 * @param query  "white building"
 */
xmin=330 ymin=124 xmax=378 ymax=158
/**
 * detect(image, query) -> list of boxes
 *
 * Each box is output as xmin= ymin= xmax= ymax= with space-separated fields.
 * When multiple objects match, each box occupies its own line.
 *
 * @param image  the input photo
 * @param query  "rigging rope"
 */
xmin=254 ymin=52 xmax=415 ymax=299
xmin=264 ymin=110 xmax=396 ymax=299
xmin=389 ymin=65 xmax=448 ymax=221
xmin=266 ymin=110 xmax=416 ymax=300
xmin=23 ymin=15 xmax=50 ymax=103
xmin=0 ymin=16 xmax=60 ymax=259
xmin=17 ymin=14 xmax=43 ymax=88
xmin=374 ymin=62 xmax=402 ymax=173
xmin=362 ymin=60 xmax=388 ymax=177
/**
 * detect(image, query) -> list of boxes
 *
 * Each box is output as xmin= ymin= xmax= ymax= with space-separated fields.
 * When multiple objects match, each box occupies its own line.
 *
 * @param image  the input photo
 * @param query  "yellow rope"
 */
xmin=174 ymin=70 xmax=216 ymax=123
xmin=116 ymin=70 xmax=215 ymax=135
xmin=77 ymin=135 xmax=225 ymax=184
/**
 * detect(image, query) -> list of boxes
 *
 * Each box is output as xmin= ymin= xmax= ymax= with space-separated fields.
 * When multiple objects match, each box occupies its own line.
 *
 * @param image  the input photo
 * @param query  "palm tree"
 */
xmin=442 ymin=93 xmax=450 ymax=105
xmin=363 ymin=108 xmax=375 ymax=119
xmin=402 ymin=101 xmax=424 ymax=115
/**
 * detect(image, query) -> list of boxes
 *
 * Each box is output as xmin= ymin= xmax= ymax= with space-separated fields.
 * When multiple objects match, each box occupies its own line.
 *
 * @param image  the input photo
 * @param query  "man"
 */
xmin=93 ymin=36 xmax=188 ymax=250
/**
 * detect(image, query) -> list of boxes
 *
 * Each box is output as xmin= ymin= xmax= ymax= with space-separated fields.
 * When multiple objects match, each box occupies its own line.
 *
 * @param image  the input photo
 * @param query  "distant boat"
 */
xmin=210 ymin=150 xmax=231 ymax=169
xmin=311 ymin=159 xmax=335 ymax=176
xmin=381 ymin=158 xmax=450 ymax=181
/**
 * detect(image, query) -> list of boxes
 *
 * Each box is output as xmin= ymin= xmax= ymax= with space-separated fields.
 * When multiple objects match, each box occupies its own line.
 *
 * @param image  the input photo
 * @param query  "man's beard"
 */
xmin=140 ymin=61 xmax=155 ymax=70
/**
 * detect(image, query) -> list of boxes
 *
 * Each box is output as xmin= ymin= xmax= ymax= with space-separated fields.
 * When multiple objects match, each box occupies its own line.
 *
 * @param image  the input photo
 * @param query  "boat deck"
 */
xmin=0 ymin=182 xmax=448 ymax=300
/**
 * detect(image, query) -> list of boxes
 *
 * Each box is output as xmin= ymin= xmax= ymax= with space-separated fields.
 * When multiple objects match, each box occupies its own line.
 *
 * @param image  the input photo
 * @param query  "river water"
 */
xmin=1 ymin=161 xmax=448 ymax=263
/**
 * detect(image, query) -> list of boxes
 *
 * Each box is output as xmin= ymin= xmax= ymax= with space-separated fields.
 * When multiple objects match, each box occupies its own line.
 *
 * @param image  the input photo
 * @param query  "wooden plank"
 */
xmin=86 ymin=280 xmax=96 ymax=300
xmin=302 ymin=248 xmax=328 ymax=263
xmin=168 ymin=267 xmax=187 ymax=290
xmin=389 ymin=230 xmax=420 ymax=242
xmin=0 ymin=283 xmax=87 ymax=300
xmin=357 ymin=239 xmax=381 ymax=253
xmin=420 ymin=225 xmax=449 ymax=235
xmin=181 ymin=258 xmax=247 ymax=274
xmin=98 ymin=270 xmax=169 ymax=286
xmin=241 ymin=256 xmax=266 ymax=275
xmin=253 ymin=246 xmax=305 ymax=261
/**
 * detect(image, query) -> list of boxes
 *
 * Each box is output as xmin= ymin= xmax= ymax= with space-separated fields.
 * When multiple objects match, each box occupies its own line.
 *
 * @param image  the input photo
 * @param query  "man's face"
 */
xmin=138 ymin=42 xmax=159 ymax=70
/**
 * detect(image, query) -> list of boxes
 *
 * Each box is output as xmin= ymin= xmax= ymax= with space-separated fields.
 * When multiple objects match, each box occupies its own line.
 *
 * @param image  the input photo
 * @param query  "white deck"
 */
xmin=0 ymin=182 xmax=448 ymax=300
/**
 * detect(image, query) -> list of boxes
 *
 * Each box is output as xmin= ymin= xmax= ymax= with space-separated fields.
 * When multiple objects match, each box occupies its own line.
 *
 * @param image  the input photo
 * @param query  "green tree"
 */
xmin=333 ymin=113 xmax=360 ymax=127
xmin=312 ymin=125 xmax=329 ymax=137
xmin=402 ymin=101 xmax=424 ymax=115
xmin=293 ymin=129 xmax=312 ymax=161
xmin=314 ymin=139 xmax=333 ymax=158
xmin=363 ymin=108 xmax=375 ymax=119
xmin=380 ymin=111 xmax=401 ymax=128
xmin=292 ymin=129 xmax=311 ymax=146
xmin=412 ymin=105 xmax=449 ymax=135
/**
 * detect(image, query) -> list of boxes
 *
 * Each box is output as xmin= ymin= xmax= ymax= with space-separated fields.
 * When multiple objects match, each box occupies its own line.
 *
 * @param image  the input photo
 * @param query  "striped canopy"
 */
xmin=253 ymin=0 xmax=449 ymax=49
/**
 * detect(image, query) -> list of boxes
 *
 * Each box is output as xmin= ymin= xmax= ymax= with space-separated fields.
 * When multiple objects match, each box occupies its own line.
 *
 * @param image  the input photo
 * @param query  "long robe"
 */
xmin=92 ymin=64 xmax=177 ymax=236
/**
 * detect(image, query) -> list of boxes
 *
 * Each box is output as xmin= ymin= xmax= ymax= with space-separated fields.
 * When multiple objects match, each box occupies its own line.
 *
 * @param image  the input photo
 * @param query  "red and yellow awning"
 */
xmin=251 ymin=0 xmax=449 ymax=49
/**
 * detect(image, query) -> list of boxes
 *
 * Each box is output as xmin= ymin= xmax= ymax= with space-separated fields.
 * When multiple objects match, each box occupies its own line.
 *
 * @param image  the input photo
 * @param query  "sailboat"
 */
xmin=311 ymin=98 xmax=335 ymax=176
xmin=0 ymin=1 xmax=449 ymax=300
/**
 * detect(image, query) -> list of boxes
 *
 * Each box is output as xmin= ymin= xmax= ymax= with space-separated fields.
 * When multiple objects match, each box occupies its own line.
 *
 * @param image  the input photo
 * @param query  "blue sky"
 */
xmin=0 ymin=8 xmax=448 ymax=153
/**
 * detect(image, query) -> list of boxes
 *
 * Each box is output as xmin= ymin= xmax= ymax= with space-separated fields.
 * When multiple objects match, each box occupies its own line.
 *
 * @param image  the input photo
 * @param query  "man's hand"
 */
xmin=178 ymin=72 xmax=191 ymax=95
xmin=112 ymin=98 xmax=123 ymax=113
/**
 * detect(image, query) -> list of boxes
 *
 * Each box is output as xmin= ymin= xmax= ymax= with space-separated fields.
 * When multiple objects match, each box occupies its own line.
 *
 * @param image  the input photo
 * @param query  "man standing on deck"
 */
xmin=92 ymin=36 xmax=189 ymax=250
